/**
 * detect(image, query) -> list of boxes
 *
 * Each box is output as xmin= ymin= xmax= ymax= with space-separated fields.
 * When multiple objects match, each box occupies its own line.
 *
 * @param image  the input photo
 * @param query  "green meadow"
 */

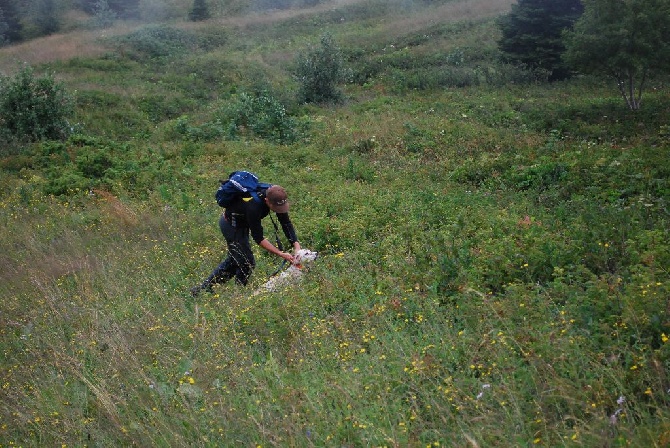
xmin=1 ymin=0 xmax=669 ymax=446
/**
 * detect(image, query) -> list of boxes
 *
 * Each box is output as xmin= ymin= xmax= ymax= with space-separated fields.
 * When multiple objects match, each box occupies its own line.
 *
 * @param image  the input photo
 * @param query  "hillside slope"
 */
xmin=0 ymin=0 xmax=514 ymax=71
xmin=1 ymin=0 xmax=669 ymax=447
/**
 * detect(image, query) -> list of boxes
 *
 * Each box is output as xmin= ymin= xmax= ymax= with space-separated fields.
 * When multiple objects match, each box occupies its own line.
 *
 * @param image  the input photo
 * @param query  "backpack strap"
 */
xmin=267 ymin=213 xmax=288 ymax=277
xmin=268 ymin=213 xmax=284 ymax=251
xmin=253 ymin=182 xmax=273 ymax=202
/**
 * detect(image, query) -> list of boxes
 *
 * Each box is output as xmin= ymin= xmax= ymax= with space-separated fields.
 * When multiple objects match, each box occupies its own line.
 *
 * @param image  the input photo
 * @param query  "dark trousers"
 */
xmin=202 ymin=214 xmax=255 ymax=287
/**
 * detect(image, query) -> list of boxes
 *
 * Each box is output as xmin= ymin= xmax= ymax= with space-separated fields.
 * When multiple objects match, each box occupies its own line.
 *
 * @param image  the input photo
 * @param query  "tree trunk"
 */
xmin=616 ymin=73 xmax=642 ymax=111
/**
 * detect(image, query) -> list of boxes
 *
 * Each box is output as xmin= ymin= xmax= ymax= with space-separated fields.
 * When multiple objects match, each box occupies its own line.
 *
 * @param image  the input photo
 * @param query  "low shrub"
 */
xmin=25 ymin=135 xmax=191 ymax=198
xmin=138 ymin=94 xmax=198 ymax=123
xmin=168 ymin=115 xmax=227 ymax=142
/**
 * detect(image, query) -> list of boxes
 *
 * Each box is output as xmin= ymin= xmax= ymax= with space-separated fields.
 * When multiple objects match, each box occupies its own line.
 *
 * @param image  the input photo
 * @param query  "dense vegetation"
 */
xmin=1 ymin=0 xmax=669 ymax=446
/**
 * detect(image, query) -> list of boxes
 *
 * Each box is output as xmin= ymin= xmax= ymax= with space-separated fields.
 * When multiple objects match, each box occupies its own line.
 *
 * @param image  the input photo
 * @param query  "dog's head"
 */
xmin=294 ymin=248 xmax=318 ymax=266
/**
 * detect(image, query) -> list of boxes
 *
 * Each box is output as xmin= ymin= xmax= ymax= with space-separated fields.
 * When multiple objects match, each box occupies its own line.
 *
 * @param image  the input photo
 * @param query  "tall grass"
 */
xmin=2 ymin=0 xmax=669 ymax=446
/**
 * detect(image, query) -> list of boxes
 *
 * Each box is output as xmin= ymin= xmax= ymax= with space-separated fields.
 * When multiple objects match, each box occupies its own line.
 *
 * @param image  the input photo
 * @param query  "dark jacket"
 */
xmin=223 ymin=197 xmax=298 ymax=245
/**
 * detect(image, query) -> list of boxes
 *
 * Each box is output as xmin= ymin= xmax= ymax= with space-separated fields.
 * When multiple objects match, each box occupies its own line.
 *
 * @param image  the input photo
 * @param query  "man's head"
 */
xmin=266 ymin=185 xmax=289 ymax=213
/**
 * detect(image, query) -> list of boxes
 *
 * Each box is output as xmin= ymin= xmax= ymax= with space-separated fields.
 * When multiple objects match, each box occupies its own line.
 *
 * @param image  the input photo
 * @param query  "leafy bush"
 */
xmin=220 ymin=91 xmax=306 ymax=144
xmin=294 ymin=33 xmax=350 ymax=104
xmin=0 ymin=67 xmax=74 ymax=145
xmin=75 ymin=146 xmax=115 ymax=178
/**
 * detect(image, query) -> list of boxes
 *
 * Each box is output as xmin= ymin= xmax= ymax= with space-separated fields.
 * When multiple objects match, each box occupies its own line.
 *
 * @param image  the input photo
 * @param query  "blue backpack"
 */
xmin=215 ymin=171 xmax=272 ymax=208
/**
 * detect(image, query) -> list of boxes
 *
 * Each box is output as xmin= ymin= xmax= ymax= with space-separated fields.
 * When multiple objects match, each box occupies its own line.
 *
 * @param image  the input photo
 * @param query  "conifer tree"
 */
xmin=0 ymin=8 xmax=8 ymax=45
xmin=111 ymin=0 xmax=139 ymax=19
xmin=189 ymin=0 xmax=210 ymax=21
xmin=498 ymin=0 xmax=583 ymax=81
xmin=92 ymin=0 xmax=117 ymax=28
xmin=0 ymin=0 xmax=22 ymax=44
xmin=33 ymin=0 xmax=60 ymax=36
xmin=81 ymin=0 xmax=139 ymax=19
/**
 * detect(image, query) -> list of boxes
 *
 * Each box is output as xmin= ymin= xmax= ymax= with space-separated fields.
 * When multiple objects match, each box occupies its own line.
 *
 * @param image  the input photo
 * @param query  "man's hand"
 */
xmin=280 ymin=251 xmax=295 ymax=264
xmin=291 ymin=242 xmax=302 ymax=264
xmin=260 ymin=238 xmax=296 ymax=264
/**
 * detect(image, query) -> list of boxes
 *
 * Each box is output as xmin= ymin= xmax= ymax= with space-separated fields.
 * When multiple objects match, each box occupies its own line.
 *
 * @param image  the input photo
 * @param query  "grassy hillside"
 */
xmin=1 ymin=0 xmax=669 ymax=446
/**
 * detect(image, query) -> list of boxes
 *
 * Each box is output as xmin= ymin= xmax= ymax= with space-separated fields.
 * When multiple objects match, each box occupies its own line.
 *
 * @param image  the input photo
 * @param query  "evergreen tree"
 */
xmin=498 ymin=0 xmax=583 ymax=81
xmin=0 ymin=0 xmax=22 ymax=44
xmin=0 ymin=8 xmax=8 ymax=46
xmin=188 ymin=0 xmax=210 ymax=21
xmin=33 ymin=0 xmax=60 ymax=36
xmin=564 ymin=0 xmax=670 ymax=110
xmin=80 ymin=0 xmax=97 ymax=14
xmin=92 ymin=0 xmax=117 ymax=27
xmin=81 ymin=0 xmax=139 ymax=19
xmin=113 ymin=0 xmax=139 ymax=19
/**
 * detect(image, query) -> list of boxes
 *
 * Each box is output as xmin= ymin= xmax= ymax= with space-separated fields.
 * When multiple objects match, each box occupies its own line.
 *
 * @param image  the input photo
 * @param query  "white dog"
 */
xmin=254 ymin=248 xmax=318 ymax=295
